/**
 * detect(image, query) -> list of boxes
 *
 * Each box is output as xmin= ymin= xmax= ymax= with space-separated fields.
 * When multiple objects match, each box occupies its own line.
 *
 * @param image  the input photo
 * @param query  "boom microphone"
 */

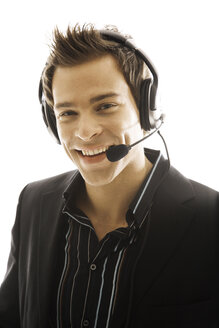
xmin=106 ymin=144 xmax=131 ymax=162
xmin=106 ymin=122 xmax=163 ymax=162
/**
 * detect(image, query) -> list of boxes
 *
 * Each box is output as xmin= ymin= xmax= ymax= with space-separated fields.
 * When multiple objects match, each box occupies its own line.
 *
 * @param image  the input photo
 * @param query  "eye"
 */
xmin=57 ymin=110 xmax=77 ymax=120
xmin=96 ymin=103 xmax=117 ymax=111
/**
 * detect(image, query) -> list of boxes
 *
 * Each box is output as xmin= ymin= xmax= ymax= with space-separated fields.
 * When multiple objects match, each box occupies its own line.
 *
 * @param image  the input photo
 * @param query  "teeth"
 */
xmin=81 ymin=146 xmax=109 ymax=156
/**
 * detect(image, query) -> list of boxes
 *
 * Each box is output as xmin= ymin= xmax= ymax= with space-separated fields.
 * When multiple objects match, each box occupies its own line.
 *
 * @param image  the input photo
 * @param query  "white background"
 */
xmin=0 ymin=0 xmax=218 ymax=282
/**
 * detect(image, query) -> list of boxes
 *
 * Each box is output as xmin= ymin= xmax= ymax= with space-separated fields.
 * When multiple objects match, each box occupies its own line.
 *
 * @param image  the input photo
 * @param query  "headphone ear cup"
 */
xmin=44 ymin=102 xmax=61 ymax=144
xmin=39 ymin=79 xmax=61 ymax=144
xmin=139 ymin=78 xmax=152 ymax=131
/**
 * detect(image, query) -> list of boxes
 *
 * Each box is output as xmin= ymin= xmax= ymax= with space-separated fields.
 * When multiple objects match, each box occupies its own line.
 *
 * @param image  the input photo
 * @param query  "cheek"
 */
xmin=56 ymin=123 xmax=73 ymax=143
xmin=124 ymin=121 xmax=144 ymax=144
xmin=108 ymin=110 xmax=140 ymax=135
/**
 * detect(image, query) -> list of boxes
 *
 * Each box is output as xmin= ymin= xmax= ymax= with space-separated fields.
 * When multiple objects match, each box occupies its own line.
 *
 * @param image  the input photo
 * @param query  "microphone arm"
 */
xmin=129 ymin=124 xmax=161 ymax=148
xmin=106 ymin=121 xmax=163 ymax=162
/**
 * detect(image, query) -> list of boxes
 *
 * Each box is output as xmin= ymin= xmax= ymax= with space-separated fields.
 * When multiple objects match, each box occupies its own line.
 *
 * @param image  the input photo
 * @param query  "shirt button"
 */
xmin=83 ymin=319 xmax=89 ymax=327
xmin=90 ymin=263 xmax=96 ymax=271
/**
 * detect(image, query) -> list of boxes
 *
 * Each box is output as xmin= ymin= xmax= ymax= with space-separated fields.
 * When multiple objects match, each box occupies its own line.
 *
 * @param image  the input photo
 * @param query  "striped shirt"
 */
xmin=56 ymin=148 xmax=167 ymax=328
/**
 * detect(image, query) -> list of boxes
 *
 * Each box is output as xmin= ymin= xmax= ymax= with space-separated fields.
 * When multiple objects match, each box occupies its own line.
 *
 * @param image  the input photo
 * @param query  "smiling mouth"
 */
xmin=76 ymin=146 xmax=111 ymax=157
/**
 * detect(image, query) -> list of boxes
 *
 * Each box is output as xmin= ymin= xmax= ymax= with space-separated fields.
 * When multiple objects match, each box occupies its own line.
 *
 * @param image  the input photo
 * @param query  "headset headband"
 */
xmin=100 ymin=30 xmax=158 ymax=111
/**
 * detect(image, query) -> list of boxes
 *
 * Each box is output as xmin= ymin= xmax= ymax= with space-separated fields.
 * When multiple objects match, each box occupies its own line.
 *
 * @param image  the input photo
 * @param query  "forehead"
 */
xmin=52 ymin=55 xmax=130 ymax=102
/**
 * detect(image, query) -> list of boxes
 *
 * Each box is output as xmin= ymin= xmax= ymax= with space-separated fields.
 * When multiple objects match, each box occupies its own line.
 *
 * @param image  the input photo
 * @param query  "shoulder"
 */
xmin=189 ymin=178 xmax=219 ymax=201
xmin=188 ymin=179 xmax=219 ymax=220
xmin=19 ymin=170 xmax=77 ymax=203
xmin=164 ymin=165 xmax=218 ymax=200
xmin=159 ymin=165 xmax=219 ymax=218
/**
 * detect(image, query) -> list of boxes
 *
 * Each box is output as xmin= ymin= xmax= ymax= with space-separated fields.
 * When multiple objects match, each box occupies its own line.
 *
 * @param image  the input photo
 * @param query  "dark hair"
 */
xmin=42 ymin=23 xmax=150 ymax=109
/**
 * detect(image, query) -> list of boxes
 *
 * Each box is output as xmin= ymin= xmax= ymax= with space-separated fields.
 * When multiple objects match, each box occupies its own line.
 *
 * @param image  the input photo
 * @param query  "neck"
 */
xmin=79 ymin=157 xmax=153 ymax=227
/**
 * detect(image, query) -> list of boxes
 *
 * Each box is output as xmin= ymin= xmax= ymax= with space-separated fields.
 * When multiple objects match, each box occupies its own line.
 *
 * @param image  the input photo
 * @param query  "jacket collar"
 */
xmin=129 ymin=149 xmax=169 ymax=226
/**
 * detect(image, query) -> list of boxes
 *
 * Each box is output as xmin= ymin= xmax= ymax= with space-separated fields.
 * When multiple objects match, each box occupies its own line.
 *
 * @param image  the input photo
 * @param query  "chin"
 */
xmin=80 ymin=171 xmax=117 ymax=187
xmin=79 ymin=164 xmax=125 ymax=187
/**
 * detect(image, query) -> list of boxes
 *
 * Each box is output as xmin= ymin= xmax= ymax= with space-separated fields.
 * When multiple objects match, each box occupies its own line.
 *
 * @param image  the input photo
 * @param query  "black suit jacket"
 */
xmin=0 ymin=166 xmax=219 ymax=328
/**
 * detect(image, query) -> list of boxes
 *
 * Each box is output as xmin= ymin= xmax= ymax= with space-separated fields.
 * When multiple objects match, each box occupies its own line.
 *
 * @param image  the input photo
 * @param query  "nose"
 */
xmin=75 ymin=114 xmax=103 ymax=141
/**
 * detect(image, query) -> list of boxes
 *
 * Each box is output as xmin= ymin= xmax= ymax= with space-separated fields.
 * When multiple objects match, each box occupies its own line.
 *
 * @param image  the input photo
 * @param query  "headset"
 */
xmin=38 ymin=30 xmax=164 ymax=145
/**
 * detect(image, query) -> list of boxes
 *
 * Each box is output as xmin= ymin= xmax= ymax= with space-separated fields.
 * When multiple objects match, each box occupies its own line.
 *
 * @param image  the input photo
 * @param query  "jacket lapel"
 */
xmin=37 ymin=174 xmax=75 ymax=327
xmin=132 ymin=166 xmax=196 ymax=305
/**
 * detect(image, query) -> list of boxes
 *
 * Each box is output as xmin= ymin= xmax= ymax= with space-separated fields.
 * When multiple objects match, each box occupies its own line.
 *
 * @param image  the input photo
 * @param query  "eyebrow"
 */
xmin=54 ymin=102 xmax=75 ymax=110
xmin=90 ymin=93 xmax=119 ymax=104
xmin=54 ymin=93 xmax=120 ymax=110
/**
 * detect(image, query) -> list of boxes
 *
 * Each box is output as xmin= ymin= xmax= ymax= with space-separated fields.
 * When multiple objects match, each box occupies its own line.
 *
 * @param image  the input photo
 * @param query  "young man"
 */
xmin=0 ymin=24 xmax=218 ymax=328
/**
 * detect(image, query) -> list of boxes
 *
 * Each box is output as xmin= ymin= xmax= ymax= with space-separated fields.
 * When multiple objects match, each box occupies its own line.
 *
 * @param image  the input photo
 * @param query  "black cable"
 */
xmin=157 ymin=130 xmax=170 ymax=169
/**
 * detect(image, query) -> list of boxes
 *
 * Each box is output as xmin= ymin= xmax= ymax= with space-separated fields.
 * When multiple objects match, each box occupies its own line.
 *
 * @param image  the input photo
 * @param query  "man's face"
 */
xmin=52 ymin=55 xmax=146 ymax=186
